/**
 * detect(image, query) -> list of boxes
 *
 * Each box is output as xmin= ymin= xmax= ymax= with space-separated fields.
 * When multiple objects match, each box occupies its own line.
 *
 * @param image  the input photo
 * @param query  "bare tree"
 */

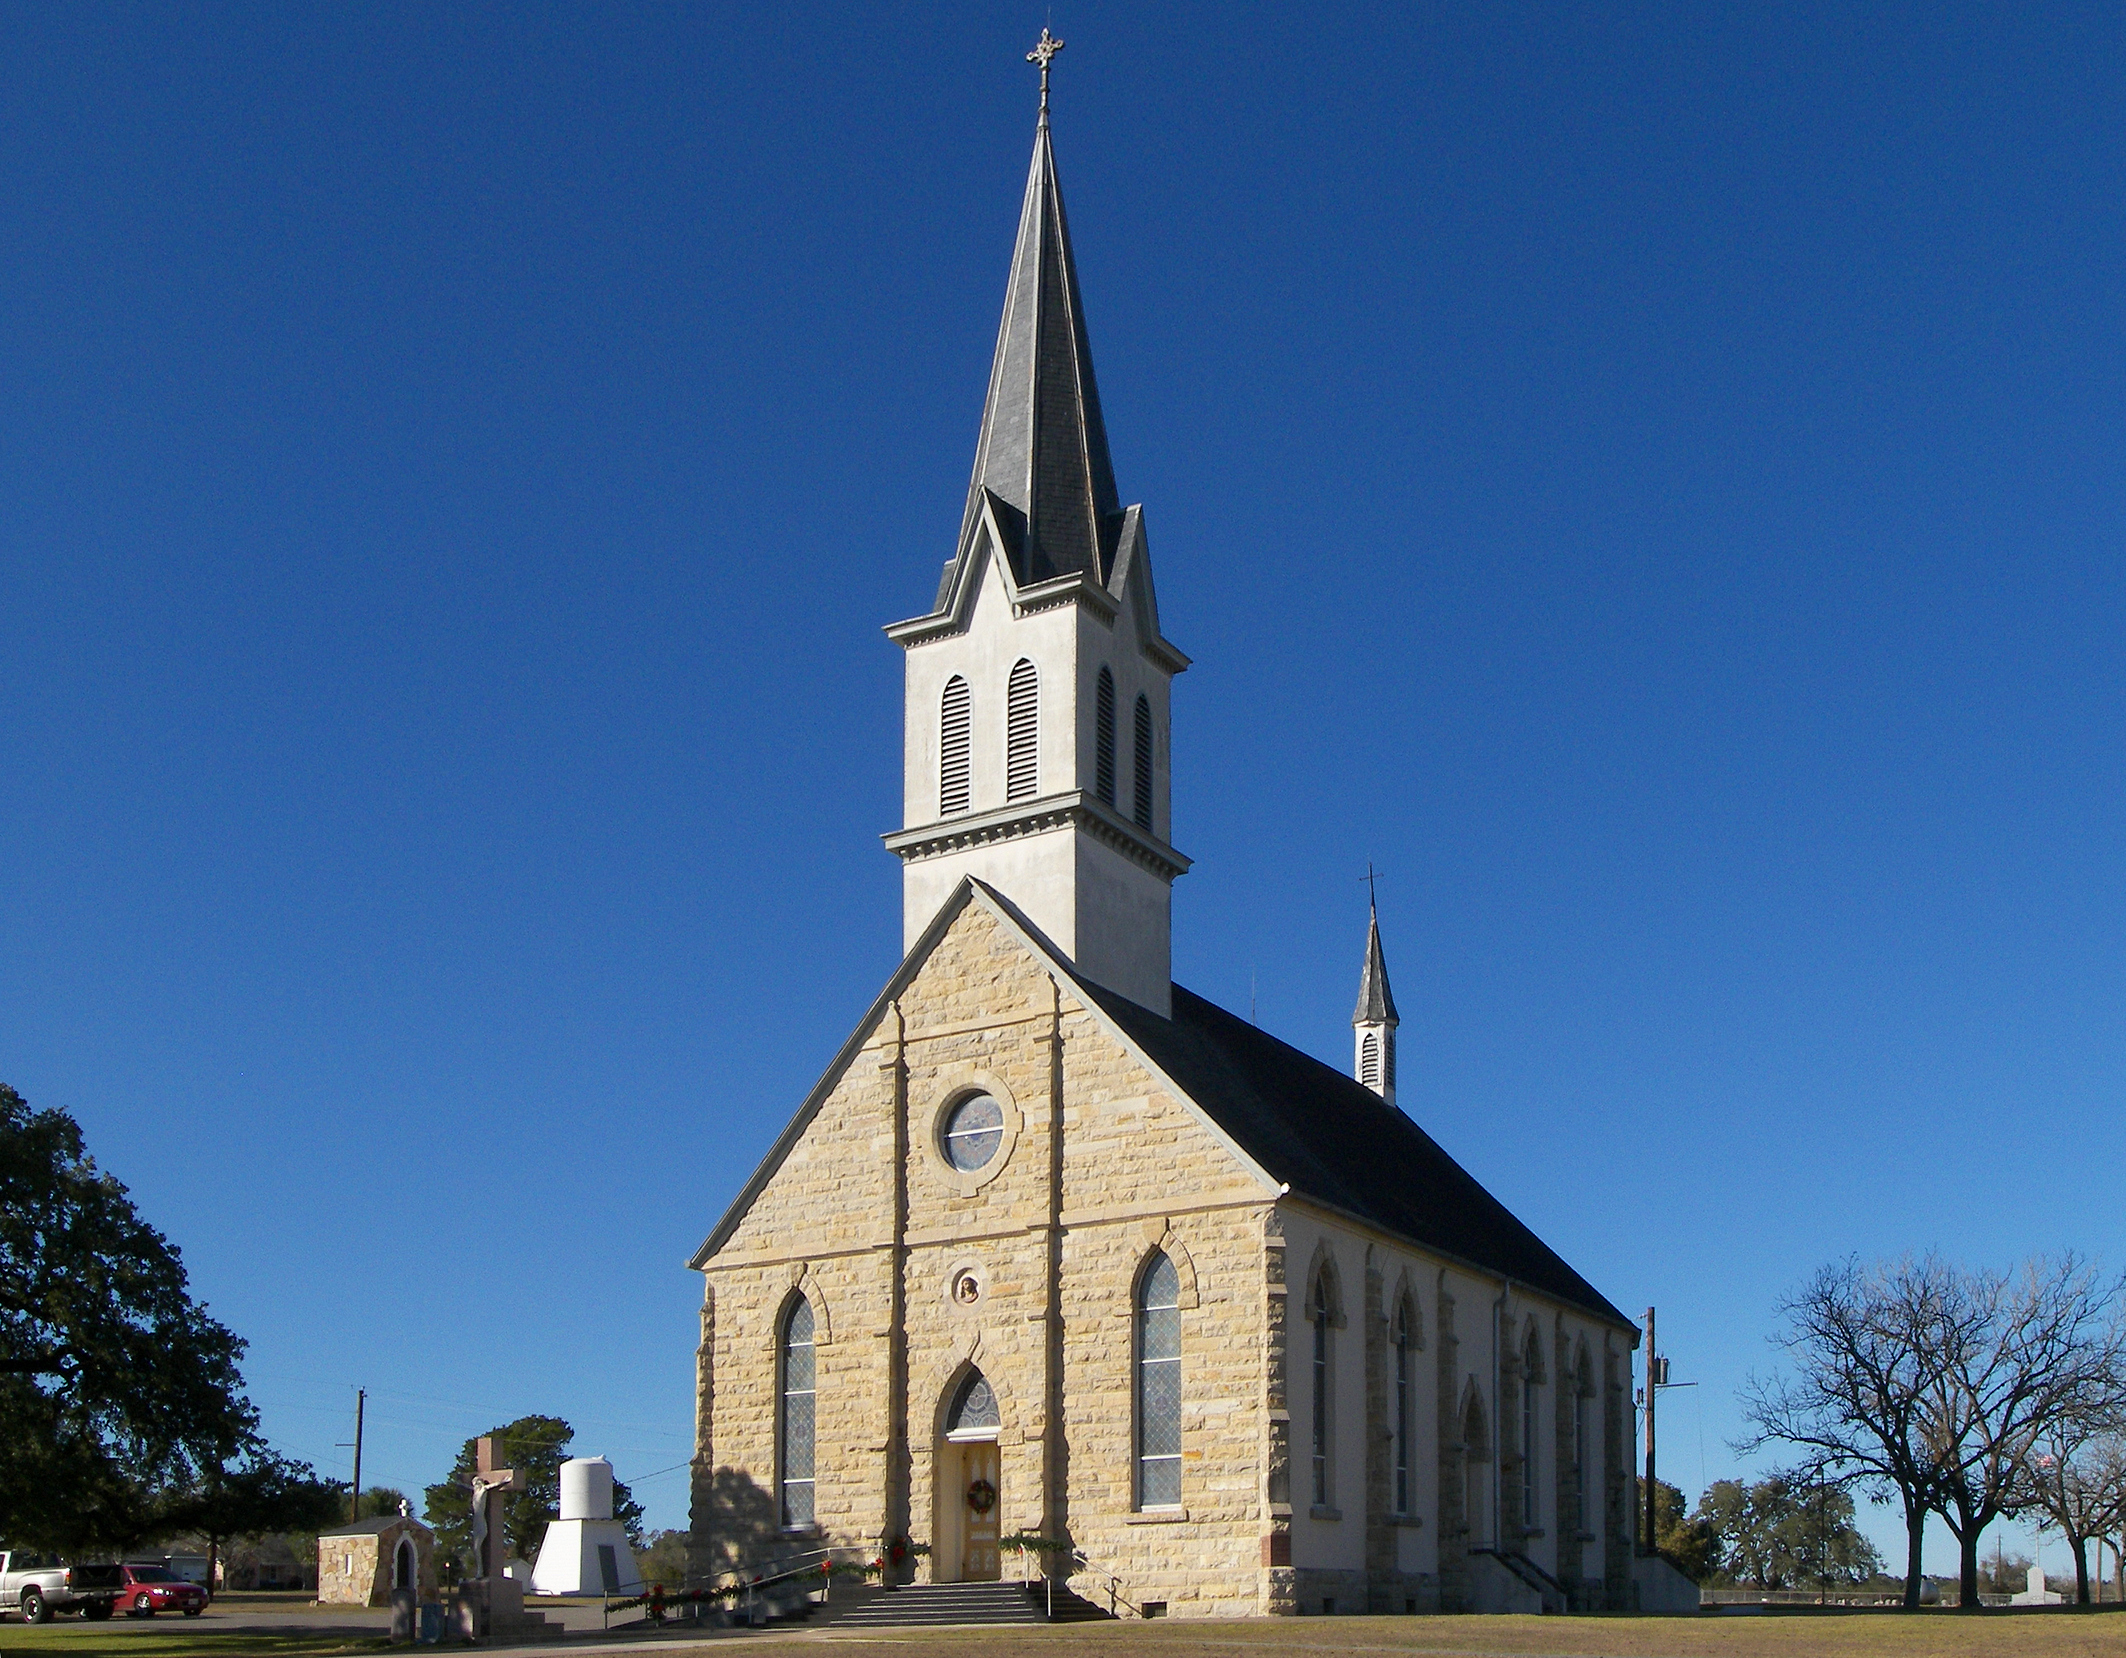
xmin=2015 ymin=1423 xmax=2126 ymax=1605
xmin=1917 ymin=1254 xmax=2124 ymax=1611
xmin=1740 ymin=1256 xmax=1957 ymax=1609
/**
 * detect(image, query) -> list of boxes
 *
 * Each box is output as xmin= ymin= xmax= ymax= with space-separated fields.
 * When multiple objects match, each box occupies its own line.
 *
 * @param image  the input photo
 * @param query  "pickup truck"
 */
xmin=0 ymin=1551 xmax=122 ymax=1622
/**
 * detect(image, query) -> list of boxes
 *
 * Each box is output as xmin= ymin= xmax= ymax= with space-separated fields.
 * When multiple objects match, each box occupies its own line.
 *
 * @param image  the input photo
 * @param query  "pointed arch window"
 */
xmin=1131 ymin=694 xmax=1153 ymax=830
xmin=1094 ymin=667 xmax=1117 ymax=807
xmin=1520 ymin=1329 xmax=1541 ymax=1536
xmin=779 ymin=1297 xmax=816 ymax=1527
xmin=1006 ymin=659 xmax=1039 ymax=801
xmin=1136 ymin=1251 xmax=1182 ymax=1507
xmin=1392 ymin=1298 xmax=1415 ymax=1514
xmin=1309 ymin=1272 xmax=1333 ymax=1507
xmin=1573 ymin=1346 xmax=1593 ymax=1535
xmin=939 ymin=676 xmax=971 ymax=816
xmin=1359 ymin=1032 xmax=1381 ymax=1091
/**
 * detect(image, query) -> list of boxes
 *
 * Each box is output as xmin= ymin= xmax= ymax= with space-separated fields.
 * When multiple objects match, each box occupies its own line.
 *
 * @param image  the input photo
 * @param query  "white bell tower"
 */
xmin=883 ymin=93 xmax=1188 ymax=1016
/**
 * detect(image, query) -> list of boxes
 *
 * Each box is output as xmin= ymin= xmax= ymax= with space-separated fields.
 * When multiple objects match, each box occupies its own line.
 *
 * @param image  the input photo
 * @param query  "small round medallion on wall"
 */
xmin=951 ymin=1269 xmax=982 ymax=1306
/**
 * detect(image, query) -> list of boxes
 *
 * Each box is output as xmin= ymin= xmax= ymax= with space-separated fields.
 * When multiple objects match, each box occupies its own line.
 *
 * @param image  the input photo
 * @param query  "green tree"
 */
xmin=1694 ymin=1474 xmax=1882 ymax=1589
xmin=1635 ymin=1476 xmax=1718 ymax=1580
xmin=357 ymin=1485 xmax=412 ymax=1520
xmin=637 ymin=1530 xmax=689 ymax=1587
xmin=424 ymin=1417 xmax=647 ymax=1572
xmin=164 ymin=1450 xmax=345 ymax=1596
xmin=0 ymin=1083 xmax=258 ymax=1552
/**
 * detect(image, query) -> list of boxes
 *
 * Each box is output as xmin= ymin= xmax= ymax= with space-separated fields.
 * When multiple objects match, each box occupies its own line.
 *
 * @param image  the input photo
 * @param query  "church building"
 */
xmin=688 ymin=58 xmax=1642 ymax=1618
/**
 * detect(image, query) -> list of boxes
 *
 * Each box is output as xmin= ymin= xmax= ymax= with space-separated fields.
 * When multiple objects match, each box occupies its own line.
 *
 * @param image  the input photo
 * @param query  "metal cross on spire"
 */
xmin=1027 ymin=27 xmax=1065 ymax=118
xmin=1361 ymin=861 xmax=1385 ymax=910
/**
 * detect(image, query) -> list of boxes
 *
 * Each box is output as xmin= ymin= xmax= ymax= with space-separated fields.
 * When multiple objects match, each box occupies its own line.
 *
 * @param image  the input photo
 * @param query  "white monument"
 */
xmin=528 ymin=1457 xmax=644 ymax=1597
xmin=2008 ymin=1564 xmax=2063 ymax=1606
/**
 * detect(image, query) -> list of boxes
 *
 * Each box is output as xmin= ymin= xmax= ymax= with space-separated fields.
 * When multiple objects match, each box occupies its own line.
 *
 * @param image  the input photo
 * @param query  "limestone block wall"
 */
xmin=317 ymin=1536 xmax=378 ymax=1606
xmin=687 ymin=893 xmax=1641 ymax=1617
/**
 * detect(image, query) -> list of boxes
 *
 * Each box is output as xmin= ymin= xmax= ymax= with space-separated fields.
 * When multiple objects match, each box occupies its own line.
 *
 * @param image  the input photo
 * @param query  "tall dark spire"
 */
xmin=957 ymin=86 xmax=1123 ymax=587
xmin=1354 ymin=904 xmax=1399 ymax=1027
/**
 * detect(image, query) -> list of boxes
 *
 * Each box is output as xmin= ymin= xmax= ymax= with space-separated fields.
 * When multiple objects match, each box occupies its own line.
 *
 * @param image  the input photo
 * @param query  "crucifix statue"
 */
xmin=1026 ymin=27 xmax=1065 ymax=116
xmin=469 ymin=1436 xmax=523 ymax=1582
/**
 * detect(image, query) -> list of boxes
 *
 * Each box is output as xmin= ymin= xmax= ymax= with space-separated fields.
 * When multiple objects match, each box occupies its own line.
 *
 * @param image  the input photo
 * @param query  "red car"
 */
xmin=116 ymin=1565 xmax=206 ymax=1618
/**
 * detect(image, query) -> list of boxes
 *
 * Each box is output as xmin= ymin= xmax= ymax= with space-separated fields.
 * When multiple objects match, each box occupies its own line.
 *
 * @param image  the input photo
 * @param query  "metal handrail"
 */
xmin=1001 ymin=1535 xmax=1138 ymax=1620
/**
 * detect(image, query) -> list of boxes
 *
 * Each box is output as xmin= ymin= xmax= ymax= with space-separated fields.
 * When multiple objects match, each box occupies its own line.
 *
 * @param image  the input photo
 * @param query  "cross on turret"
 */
xmin=1026 ymin=28 xmax=1065 ymax=116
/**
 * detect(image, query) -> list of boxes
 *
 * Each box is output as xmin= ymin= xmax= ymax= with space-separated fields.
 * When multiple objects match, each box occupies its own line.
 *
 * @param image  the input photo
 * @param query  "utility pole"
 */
xmin=350 ymin=1388 xmax=366 ymax=1524
xmin=1642 ymin=1309 xmax=1657 ymax=1556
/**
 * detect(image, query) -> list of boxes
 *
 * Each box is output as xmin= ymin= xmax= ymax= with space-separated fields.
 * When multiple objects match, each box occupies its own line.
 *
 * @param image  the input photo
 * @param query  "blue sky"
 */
xmin=3 ymin=4 xmax=2121 ymax=1573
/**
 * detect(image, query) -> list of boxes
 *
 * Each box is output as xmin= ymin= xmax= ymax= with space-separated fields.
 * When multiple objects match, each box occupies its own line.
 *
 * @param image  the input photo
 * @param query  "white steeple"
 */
xmin=882 ymin=90 xmax=1188 ymax=1016
xmin=1353 ymin=903 xmax=1399 ymax=1106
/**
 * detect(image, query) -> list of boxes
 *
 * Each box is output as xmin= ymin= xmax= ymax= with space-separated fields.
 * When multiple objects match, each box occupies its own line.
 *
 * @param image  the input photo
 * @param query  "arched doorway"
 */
xmin=394 ymin=1537 xmax=415 ymax=1593
xmin=935 ymin=1369 xmax=1002 ymax=1582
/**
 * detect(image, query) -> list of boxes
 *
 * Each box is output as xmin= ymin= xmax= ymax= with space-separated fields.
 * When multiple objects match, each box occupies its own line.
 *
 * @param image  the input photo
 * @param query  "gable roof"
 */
xmin=1076 ymin=979 xmax=1631 ymax=1328
xmin=691 ymin=879 xmax=1629 ymax=1331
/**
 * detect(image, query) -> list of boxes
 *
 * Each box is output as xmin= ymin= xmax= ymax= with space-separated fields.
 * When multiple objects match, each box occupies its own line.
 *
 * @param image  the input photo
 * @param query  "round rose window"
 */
xmin=941 ymin=1093 xmax=1004 ymax=1171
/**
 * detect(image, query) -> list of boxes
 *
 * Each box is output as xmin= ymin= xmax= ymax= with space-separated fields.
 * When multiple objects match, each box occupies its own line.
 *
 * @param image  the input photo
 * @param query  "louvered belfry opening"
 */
xmin=1360 ymin=1031 xmax=1381 ymax=1090
xmin=940 ymin=675 xmax=972 ymax=815
xmin=1006 ymin=659 xmax=1040 ymax=801
xmin=1095 ymin=667 xmax=1117 ymax=806
xmin=1132 ymin=694 xmax=1153 ymax=830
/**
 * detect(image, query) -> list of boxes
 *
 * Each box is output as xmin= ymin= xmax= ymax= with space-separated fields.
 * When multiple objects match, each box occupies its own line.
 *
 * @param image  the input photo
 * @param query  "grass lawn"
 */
xmin=0 ymin=1630 xmax=383 ymax=1658
xmin=2 ymin=1608 xmax=2118 ymax=1658
xmin=789 ymin=1610 xmax=2126 ymax=1658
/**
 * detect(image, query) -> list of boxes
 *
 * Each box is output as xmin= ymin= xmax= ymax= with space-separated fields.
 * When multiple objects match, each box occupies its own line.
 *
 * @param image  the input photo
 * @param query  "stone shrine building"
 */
xmin=688 ymin=74 xmax=1641 ymax=1618
xmin=316 ymin=1513 xmax=435 ymax=1608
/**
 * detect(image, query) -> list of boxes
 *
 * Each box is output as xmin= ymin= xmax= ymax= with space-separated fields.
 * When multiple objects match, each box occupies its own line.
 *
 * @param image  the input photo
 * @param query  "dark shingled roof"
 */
xmin=1080 ymin=980 xmax=1629 ymax=1327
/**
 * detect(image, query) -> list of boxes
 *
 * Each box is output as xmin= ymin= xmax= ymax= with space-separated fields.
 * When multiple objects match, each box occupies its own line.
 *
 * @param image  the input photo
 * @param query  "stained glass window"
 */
xmin=780 ymin=1298 xmax=815 ymax=1526
xmin=942 ymin=1094 xmax=1004 ymax=1171
xmin=1137 ymin=1252 xmax=1182 ymax=1507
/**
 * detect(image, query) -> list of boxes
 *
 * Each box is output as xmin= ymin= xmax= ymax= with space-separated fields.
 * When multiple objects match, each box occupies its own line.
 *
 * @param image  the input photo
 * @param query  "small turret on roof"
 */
xmin=1354 ymin=905 xmax=1399 ymax=1027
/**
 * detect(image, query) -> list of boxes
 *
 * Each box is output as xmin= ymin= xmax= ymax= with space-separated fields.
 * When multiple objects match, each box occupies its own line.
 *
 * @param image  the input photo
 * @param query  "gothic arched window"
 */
xmin=1309 ymin=1271 xmax=1333 ymax=1507
xmin=1094 ymin=667 xmax=1117 ymax=807
xmin=779 ymin=1297 xmax=816 ymax=1527
xmin=1574 ymin=1342 xmax=1594 ymax=1535
xmin=939 ymin=676 xmax=971 ymax=816
xmin=1136 ymin=1251 xmax=1182 ymax=1507
xmin=1131 ymin=694 xmax=1153 ymax=830
xmin=1520 ymin=1328 xmax=1541 ymax=1535
xmin=1392 ymin=1298 xmax=1415 ymax=1514
xmin=1006 ymin=659 xmax=1039 ymax=801
xmin=1360 ymin=1032 xmax=1381 ymax=1091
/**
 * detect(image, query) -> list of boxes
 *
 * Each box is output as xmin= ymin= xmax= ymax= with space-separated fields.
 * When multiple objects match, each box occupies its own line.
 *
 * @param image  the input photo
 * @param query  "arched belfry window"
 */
xmin=1131 ymin=694 xmax=1153 ymax=830
xmin=779 ymin=1297 xmax=816 ymax=1527
xmin=1392 ymin=1298 xmax=1416 ymax=1514
xmin=1094 ymin=667 xmax=1117 ymax=807
xmin=1360 ymin=1032 xmax=1382 ymax=1091
xmin=1136 ymin=1251 xmax=1182 ymax=1507
xmin=1309 ymin=1271 xmax=1334 ymax=1507
xmin=939 ymin=676 xmax=971 ymax=817
xmin=1006 ymin=660 xmax=1039 ymax=801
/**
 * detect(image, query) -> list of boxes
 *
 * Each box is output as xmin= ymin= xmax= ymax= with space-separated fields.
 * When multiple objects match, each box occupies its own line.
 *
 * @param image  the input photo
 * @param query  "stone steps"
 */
xmin=829 ymin=1581 xmax=1110 ymax=1627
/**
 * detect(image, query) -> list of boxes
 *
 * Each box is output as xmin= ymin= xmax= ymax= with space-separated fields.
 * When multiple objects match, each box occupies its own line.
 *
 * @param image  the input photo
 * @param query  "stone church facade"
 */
xmin=689 ymin=82 xmax=1640 ymax=1619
